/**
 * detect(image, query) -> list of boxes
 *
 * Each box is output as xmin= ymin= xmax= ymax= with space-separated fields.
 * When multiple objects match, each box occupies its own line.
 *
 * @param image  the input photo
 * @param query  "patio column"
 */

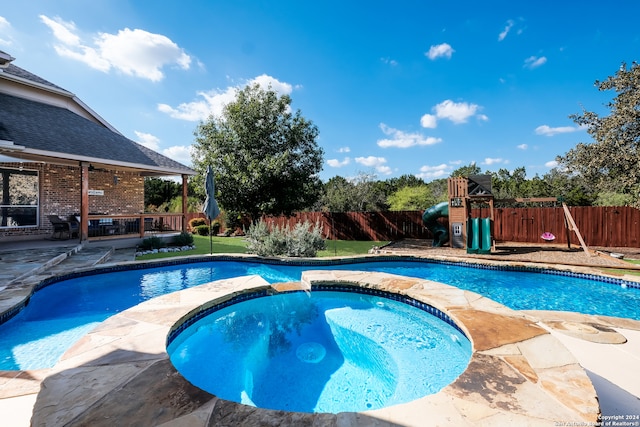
xmin=181 ymin=174 xmax=188 ymax=232
xmin=80 ymin=162 xmax=89 ymax=241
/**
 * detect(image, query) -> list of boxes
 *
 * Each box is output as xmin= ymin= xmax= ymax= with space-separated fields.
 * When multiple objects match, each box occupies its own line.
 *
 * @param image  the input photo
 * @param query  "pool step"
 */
xmin=4 ymin=244 xmax=84 ymax=288
xmin=41 ymin=245 xmax=116 ymax=276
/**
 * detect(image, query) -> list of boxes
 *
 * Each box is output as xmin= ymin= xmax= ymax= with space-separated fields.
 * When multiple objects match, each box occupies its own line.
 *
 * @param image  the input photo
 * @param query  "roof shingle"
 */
xmin=0 ymin=92 xmax=194 ymax=174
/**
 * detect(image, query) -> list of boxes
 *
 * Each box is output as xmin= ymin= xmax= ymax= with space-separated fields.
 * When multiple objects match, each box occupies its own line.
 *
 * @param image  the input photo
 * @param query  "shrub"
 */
xmin=210 ymin=220 xmax=220 ymax=235
xmin=225 ymin=210 xmax=243 ymax=230
xmin=287 ymin=221 xmax=326 ymax=257
xmin=189 ymin=217 xmax=207 ymax=229
xmin=172 ymin=232 xmax=194 ymax=246
xmin=194 ymin=224 xmax=210 ymax=236
xmin=246 ymin=219 xmax=325 ymax=257
xmin=139 ymin=236 xmax=166 ymax=251
xmin=245 ymin=220 xmax=270 ymax=254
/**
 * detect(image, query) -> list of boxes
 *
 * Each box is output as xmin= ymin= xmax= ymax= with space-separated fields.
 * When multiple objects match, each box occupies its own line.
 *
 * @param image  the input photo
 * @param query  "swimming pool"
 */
xmin=1 ymin=257 xmax=638 ymax=370
xmin=167 ymin=288 xmax=472 ymax=413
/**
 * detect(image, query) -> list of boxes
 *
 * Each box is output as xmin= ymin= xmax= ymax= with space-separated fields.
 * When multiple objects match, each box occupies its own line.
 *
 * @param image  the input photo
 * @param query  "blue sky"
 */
xmin=1 ymin=1 xmax=638 ymax=182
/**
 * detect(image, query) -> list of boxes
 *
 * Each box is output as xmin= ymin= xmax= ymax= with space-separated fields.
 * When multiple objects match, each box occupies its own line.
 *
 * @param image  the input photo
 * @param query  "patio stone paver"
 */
xmin=29 ymin=271 xmax=601 ymax=426
xmin=1 ymin=242 xmax=640 ymax=425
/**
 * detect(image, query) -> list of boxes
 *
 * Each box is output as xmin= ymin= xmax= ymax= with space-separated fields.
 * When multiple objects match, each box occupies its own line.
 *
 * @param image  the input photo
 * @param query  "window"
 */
xmin=0 ymin=167 xmax=39 ymax=227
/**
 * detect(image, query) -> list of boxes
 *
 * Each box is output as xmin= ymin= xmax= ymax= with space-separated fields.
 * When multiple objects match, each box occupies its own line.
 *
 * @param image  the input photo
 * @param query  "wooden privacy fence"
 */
xmin=259 ymin=206 xmax=640 ymax=248
xmin=490 ymin=206 xmax=640 ymax=248
xmin=261 ymin=211 xmax=432 ymax=241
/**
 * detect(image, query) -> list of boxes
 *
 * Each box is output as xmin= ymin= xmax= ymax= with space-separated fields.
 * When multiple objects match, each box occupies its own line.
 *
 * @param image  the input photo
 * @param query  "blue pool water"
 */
xmin=0 ymin=258 xmax=638 ymax=370
xmin=167 ymin=290 xmax=472 ymax=413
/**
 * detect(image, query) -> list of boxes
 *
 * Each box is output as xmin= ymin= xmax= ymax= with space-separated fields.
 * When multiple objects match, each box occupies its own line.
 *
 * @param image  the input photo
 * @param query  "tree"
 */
xmin=317 ymin=176 xmax=354 ymax=212
xmin=450 ymin=162 xmax=482 ymax=178
xmin=387 ymin=185 xmax=437 ymax=211
xmin=350 ymin=172 xmax=389 ymax=211
xmin=316 ymin=172 xmax=388 ymax=212
xmin=538 ymin=168 xmax=594 ymax=206
xmin=192 ymin=84 xmax=324 ymax=220
xmin=385 ymin=174 xmax=426 ymax=194
xmin=144 ymin=177 xmax=182 ymax=210
xmin=427 ymin=178 xmax=449 ymax=203
xmin=557 ymin=62 xmax=640 ymax=207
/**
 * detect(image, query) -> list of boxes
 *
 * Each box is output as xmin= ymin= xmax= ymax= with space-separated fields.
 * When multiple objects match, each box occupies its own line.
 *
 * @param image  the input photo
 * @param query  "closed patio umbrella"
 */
xmin=203 ymin=165 xmax=220 ymax=254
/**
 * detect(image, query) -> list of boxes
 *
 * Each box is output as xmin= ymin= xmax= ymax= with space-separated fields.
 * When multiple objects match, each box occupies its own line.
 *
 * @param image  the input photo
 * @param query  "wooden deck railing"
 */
xmin=86 ymin=213 xmax=188 ymax=239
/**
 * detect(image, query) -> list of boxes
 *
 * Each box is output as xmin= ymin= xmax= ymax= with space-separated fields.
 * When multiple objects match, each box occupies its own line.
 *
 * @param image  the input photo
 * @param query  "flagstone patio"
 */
xmin=28 ymin=271 xmax=602 ymax=426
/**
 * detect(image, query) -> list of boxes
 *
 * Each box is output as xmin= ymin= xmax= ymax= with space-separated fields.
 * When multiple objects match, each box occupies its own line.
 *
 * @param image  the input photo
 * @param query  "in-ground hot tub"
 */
xmin=167 ymin=285 xmax=472 ymax=413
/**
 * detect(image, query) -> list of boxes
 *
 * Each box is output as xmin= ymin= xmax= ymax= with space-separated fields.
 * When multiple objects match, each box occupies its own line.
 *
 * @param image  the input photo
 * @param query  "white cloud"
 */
xmin=524 ymin=55 xmax=547 ymax=69
xmin=498 ymin=20 xmax=514 ymax=41
xmin=545 ymin=160 xmax=558 ymax=168
xmin=159 ymin=74 xmax=293 ymax=122
xmin=381 ymin=57 xmax=398 ymax=66
xmin=355 ymin=156 xmax=392 ymax=175
xmin=251 ymin=74 xmax=293 ymax=95
xmin=0 ymin=16 xmax=14 ymax=47
xmin=482 ymin=157 xmax=506 ymax=165
xmin=134 ymin=131 xmax=161 ymax=151
xmin=40 ymin=15 xmax=191 ymax=81
xmin=355 ymin=156 xmax=385 ymax=167
xmin=535 ymin=125 xmax=583 ymax=136
xmin=377 ymin=166 xmax=392 ymax=175
xmin=425 ymin=43 xmax=454 ymax=60
xmin=39 ymin=15 xmax=81 ymax=46
xmin=517 ymin=144 xmax=528 ymax=150
xmin=158 ymin=87 xmax=236 ymax=121
xmin=162 ymin=145 xmax=192 ymax=166
xmin=377 ymin=123 xmax=442 ymax=148
xmin=327 ymin=157 xmax=350 ymax=168
xmin=134 ymin=131 xmax=192 ymax=165
xmin=433 ymin=99 xmax=483 ymax=124
xmin=420 ymin=114 xmax=437 ymax=129
xmin=337 ymin=146 xmax=351 ymax=153
xmin=416 ymin=163 xmax=450 ymax=180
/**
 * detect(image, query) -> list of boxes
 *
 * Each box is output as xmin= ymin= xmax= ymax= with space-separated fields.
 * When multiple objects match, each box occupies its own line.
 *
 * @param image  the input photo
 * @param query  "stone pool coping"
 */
xmin=29 ymin=270 xmax=600 ymax=426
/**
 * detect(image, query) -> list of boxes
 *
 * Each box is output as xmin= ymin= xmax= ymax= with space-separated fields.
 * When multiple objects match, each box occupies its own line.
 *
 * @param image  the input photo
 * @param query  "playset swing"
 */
xmin=540 ymin=200 xmax=556 ymax=242
xmin=507 ymin=197 xmax=589 ymax=255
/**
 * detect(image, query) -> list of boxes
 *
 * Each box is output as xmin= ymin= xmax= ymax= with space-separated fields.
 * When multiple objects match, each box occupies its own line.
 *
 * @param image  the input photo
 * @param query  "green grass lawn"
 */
xmin=317 ymin=240 xmax=388 ymax=257
xmin=135 ymin=234 xmax=389 ymax=260
xmin=605 ymin=258 xmax=640 ymax=277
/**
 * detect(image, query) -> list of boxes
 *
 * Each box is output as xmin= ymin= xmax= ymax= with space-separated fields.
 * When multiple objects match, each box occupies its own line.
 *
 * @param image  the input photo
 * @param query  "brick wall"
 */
xmin=84 ymin=168 xmax=144 ymax=215
xmin=0 ymin=162 xmax=144 ymax=239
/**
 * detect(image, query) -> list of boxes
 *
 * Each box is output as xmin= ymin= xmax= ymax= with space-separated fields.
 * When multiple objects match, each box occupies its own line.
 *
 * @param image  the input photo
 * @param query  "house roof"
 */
xmin=1 ymin=62 xmax=69 ymax=94
xmin=0 ymin=93 xmax=195 ymax=176
xmin=0 ymin=52 xmax=195 ymax=176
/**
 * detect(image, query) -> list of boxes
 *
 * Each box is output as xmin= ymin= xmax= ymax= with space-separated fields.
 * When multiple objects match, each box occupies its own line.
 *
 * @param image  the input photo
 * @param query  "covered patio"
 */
xmin=0 ymin=50 xmax=196 ymax=245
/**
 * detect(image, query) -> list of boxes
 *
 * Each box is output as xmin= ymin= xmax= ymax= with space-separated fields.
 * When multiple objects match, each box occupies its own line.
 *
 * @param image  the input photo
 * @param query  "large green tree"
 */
xmin=317 ymin=176 xmax=354 ymax=212
xmin=387 ymin=185 xmax=438 ymax=211
xmin=557 ymin=62 xmax=640 ymax=207
xmin=144 ymin=177 xmax=182 ymax=209
xmin=192 ymin=84 xmax=324 ymax=220
xmin=450 ymin=162 xmax=482 ymax=178
xmin=316 ymin=172 xmax=388 ymax=212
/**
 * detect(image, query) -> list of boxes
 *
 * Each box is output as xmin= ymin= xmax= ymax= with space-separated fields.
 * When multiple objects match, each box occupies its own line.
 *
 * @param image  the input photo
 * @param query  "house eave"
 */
xmin=0 ymin=68 xmax=74 ymax=98
xmin=0 ymin=147 xmax=196 ymax=176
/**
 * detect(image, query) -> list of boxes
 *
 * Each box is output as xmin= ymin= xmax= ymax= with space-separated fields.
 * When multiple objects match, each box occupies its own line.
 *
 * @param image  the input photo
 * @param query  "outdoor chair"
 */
xmin=48 ymin=215 xmax=79 ymax=240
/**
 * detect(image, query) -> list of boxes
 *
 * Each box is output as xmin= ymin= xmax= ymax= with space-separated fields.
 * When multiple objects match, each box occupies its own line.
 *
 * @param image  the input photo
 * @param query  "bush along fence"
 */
xmin=255 ymin=206 xmax=640 ymax=248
